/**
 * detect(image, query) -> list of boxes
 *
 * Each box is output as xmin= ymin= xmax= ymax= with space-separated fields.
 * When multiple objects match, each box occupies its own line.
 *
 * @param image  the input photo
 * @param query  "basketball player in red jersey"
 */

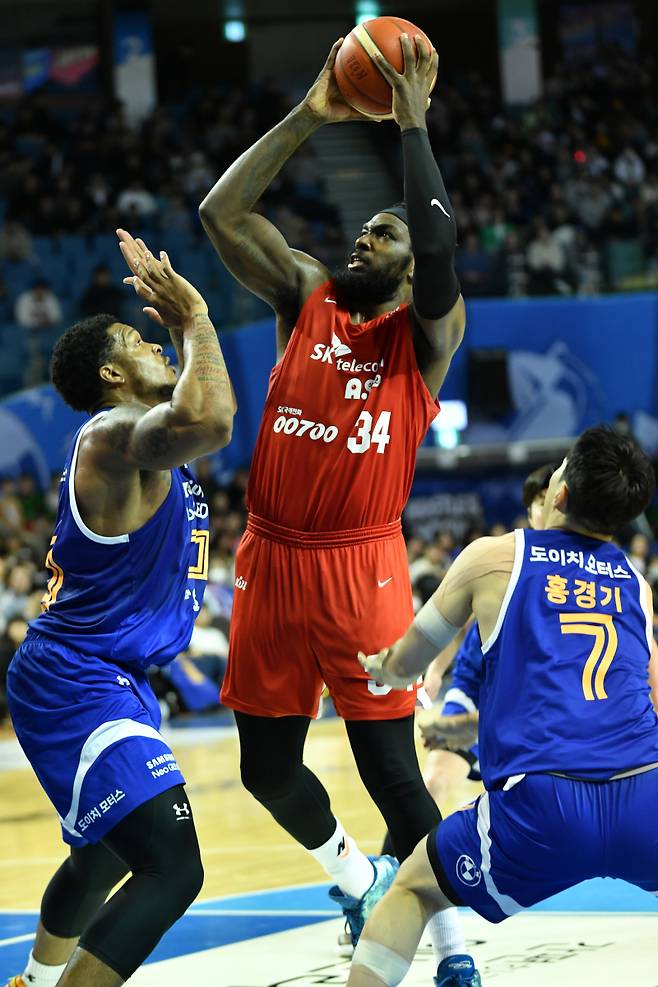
xmin=200 ymin=36 xmax=468 ymax=971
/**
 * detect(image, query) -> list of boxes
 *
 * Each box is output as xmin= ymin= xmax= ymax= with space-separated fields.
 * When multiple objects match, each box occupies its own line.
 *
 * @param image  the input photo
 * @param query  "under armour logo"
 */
xmin=336 ymin=836 xmax=346 ymax=856
xmin=430 ymin=198 xmax=451 ymax=219
xmin=173 ymin=802 xmax=190 ymax=819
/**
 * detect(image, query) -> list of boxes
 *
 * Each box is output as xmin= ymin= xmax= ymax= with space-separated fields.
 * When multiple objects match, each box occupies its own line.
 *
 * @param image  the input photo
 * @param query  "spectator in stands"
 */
xmin=526 ymin=222 xmax=570 ymax=295
xmin=16 ymin=473 xmax=45 ymax=525
xmin=0 ymin=561 xmax=34 ymax=626
xmin=14 ymin=278 xmax=62 ymax=329
xmin=455 ymin=231 xmax=495 ymax=297
xmin=116 ymin=179 xmax=158 ymax=219
xmin=77 ymin=264 xmax=124 ymax=319
xmin=614 ymin=146 xmax=646 ymax=186
xmin=0 ymin=220 xmax=34 ymax=263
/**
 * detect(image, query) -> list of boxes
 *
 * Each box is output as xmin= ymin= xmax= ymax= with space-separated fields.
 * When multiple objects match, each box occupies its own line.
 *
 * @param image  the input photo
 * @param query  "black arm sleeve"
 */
xmin=401 ymin=127 xmax=460 ymax=320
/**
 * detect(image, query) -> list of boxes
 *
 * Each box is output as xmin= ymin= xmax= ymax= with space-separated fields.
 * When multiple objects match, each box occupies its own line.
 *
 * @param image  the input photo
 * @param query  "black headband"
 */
xmin=379 ymin=202 xmax=408 ymax=226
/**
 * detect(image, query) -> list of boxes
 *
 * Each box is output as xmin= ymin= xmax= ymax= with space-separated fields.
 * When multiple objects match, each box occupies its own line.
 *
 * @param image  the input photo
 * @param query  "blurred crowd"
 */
xmin=0 ymin=44 xmax=655 ymax=358
xmin=0 ymin=78 xmax=342 ymax=264
xmin=2 ymin=456 xmax=657 ymax=727
xmin=419 ymin=46 xmax=658 ymax=296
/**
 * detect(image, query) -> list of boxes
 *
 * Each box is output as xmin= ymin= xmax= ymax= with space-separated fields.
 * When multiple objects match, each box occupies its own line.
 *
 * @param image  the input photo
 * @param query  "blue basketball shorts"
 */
xmin=428 ymin=769 xmax=658 ymax=923
xmin=7 ymin=631 xmax=186 ymax=847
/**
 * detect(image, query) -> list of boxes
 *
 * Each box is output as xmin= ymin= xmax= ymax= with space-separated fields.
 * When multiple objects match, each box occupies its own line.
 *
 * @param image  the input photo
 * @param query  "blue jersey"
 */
xmin=443 ymin=621 xmax=483 ymax=715
xmin=30 ymin=410 xmax=209 ymax=670
xmin=479 ymin=528 xmax=658 ymax=788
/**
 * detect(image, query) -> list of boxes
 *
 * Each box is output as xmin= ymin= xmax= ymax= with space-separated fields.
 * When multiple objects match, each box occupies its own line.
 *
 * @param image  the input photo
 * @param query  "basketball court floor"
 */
xmin=1 ymin=718 xmax=656 ymax=986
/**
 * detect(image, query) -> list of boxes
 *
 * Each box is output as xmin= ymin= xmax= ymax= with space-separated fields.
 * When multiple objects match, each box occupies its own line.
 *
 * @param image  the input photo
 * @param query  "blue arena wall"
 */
xmin=2 ymin=292 xmax=658 ymax=484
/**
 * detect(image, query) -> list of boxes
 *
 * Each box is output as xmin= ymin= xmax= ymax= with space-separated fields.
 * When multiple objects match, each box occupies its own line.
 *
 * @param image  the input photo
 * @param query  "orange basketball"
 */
xmin=334 ymin=16 xmax=435 ymax=120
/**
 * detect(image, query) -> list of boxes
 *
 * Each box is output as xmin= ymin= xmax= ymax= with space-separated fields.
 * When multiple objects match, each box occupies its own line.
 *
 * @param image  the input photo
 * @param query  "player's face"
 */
xmin=528 ymin=490 xmax=547 ymax=530
xmin=349 ymin=213 xmax=412 ymax=277
xmin=541 ymin=459 xmax=568 ymax=526
xmin=332 ymin=212 xmax=413 ymax=308
xmin=107 ymin=323 xmax=177 ymax=403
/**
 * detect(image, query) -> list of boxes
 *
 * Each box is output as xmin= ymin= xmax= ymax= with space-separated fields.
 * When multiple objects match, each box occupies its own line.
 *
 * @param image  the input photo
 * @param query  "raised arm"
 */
xmin=89 ymin=249 xmax=235 ymax=472
xmin=198 ymin=41 xmax=371 ymax=349
xmin=373 ymin=36 xmax=465 ymax=395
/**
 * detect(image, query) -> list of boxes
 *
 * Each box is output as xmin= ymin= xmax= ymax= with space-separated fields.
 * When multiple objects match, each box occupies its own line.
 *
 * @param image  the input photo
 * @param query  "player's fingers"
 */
xmin=125 ymin=275 xmax=153 ymax=298
xmin=371 ymin=48 xmax=398 ymax=83
xmin=142 ymin=250 xmax=166 ymax=284
xmin=143 ymin=306 xmax=164 ymax=325
xmin=119 ymin=241 xmax=141 ymax=275
xmin=159 ymin=250 xmax=175 ymax=279
xmin=324 ymin=38 xmax=344 ymax=71
xmin=429 ymin=48 xmax=439 ymax=80
xmin=414 ymin=35 xmax=429 ymax=71
xmin=400 ymin=33 xmax=415 ymax=74
xmin=135 ymin=237 xmax=150 ymax=259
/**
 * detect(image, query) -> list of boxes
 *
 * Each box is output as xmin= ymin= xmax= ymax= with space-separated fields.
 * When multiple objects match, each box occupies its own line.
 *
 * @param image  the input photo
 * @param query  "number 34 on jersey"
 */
xmin=273 ymin=410 xmax=392 ymax=455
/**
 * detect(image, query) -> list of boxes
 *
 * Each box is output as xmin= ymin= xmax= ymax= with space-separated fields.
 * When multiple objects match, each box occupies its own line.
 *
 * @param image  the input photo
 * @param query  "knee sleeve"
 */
xmin=347 ymin=717 xmax=442 ymax=862
xmin=41 ymin=843 xmax=129 ymax=939
xmin=235 ymin=711 xmax=335 ymax=847
xmin=77 ymin=785 xmax=203 ymax=981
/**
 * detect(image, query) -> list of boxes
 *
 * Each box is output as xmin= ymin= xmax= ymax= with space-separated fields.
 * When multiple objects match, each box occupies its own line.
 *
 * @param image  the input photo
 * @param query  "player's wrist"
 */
xmin=294 ymin=100 xmax=327 ymax=130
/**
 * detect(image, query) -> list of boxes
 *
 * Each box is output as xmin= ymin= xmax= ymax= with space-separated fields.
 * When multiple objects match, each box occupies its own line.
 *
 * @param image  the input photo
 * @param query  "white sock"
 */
xmin=23 ymin=950 xmax=67 ymax=986
xmin=427 ymin=907 xmax=465 ymax=963
xmin=308 ymin=819 xmax=375 ymax=899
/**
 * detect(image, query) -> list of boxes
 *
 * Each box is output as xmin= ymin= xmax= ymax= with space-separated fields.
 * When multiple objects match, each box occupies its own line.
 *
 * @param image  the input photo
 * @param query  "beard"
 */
xmin=330 ymin=257 xmax=410 ymax=311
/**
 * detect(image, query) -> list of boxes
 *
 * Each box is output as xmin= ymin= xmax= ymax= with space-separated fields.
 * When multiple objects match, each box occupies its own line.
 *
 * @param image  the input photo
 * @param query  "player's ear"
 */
xmin=554 ymin=480 xmax=569 ymax=516
xmin=99 ymin=363 xmax=125 ymax=386
xmin=406 ymin=257 xmax=414 ymax=285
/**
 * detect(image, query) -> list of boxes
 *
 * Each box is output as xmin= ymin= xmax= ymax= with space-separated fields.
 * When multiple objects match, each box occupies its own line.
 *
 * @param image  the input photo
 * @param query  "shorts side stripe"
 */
xmin=60 ymin=718 xmax=166 ymax=837
xmin=476 ymin=791 xmax=524 ymax=917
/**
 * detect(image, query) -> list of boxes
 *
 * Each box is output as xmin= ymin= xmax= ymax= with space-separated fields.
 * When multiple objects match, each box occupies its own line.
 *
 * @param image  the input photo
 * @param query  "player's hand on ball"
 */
xmin=372 ymin=33 xmax=438 ymax=130
xmin=303 ymin=40 xmax=379 ymax=124
xmin=357 ymin=645 xmax=417 ymax=689
xmin=117 ymin=229 xmax=208 ymax=326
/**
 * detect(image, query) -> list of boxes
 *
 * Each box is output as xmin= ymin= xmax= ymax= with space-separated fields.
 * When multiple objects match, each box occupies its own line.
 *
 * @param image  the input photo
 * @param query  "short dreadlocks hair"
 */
xmin=50 ymin=314 xmax=119 ymax=412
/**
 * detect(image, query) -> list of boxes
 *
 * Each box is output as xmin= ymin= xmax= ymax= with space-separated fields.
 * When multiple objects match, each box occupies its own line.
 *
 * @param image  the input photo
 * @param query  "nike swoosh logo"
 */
xmin=430 ymin=198 xmax=451 ymax=219
xmin=378 ymin=577 xmax=393 ymax=588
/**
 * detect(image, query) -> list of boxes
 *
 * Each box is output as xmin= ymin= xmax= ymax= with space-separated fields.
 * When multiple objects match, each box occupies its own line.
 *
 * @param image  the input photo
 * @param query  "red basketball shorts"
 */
xmin=221 ymin=514 xmax=417 ymax=720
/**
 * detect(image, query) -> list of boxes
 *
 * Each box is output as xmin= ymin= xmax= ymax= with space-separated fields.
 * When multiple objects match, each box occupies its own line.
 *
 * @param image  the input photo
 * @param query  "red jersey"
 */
xmin=247 ymin=282 xmax=439 ymax=531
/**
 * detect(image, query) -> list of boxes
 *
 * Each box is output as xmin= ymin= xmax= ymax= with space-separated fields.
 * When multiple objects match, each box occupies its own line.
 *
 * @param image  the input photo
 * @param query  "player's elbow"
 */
xmin=199 ymin=193 xmax=236 ymax=234
xmin=213 ymin=417 xmax=233 ymax=450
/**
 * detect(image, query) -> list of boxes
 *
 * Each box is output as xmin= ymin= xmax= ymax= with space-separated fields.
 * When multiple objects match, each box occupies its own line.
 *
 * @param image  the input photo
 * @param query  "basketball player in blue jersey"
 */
xmin=5 ymin=237 xmax=235 ymax=987
xmin=415 ymin=464 xmax=556 ymax=803
xmin=349 ymin=426 xmax=658 ymax=987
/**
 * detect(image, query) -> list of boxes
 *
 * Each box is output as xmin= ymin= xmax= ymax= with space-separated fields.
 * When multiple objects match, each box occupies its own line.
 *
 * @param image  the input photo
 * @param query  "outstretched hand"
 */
xmin=371 ymin=33 xmax=438 ymax=130
xmin=357 ymin=643 xmax=418 ymax=689
xmin=116 ymin=229 xmax=207 ymax=327
xmin=302 ymin=39 xmax=379 ymax=124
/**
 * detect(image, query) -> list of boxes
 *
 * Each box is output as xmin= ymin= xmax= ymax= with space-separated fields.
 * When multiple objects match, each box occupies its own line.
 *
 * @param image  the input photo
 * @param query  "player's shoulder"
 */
xmin=78 ymin=403 xmax=149 ymax=469
xmin=454 ymin=532 xmax=516 ymax=576
xmin=291 ymin=250 xmax=330 ymax=300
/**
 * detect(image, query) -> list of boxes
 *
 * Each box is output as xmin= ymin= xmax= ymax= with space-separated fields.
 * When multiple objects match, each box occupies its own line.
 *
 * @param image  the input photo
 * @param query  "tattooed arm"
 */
xmin=199 ymin=40 xmax=372 ymax=351
xmin=89 ymin=248 xmax=235 ymax=473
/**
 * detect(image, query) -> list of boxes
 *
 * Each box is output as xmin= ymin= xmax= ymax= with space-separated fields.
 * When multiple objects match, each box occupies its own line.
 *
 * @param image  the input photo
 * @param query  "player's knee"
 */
xmin=169 ymin=850 xmax=204 ymax=912
xmin=145 ymin=846 xmax=204 ymax=923
xmin=240 ymin=758 xmax=297 ymax=804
